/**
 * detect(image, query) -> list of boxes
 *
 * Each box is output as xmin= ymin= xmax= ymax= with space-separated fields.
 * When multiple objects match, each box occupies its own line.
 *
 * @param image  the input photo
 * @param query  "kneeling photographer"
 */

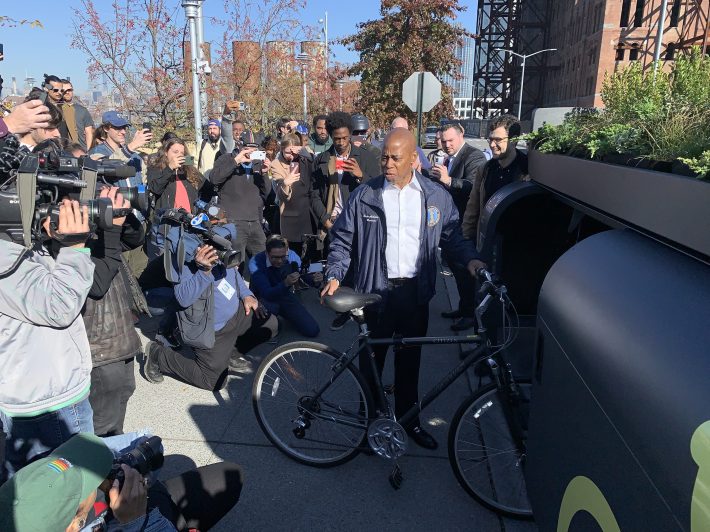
xmin=0 ymin=432 xmax=243 ymax=532
xmin=143 ymin=210 xmax=278 ymax=390
xmin=248 ymin=234 xmax=322 ymax=338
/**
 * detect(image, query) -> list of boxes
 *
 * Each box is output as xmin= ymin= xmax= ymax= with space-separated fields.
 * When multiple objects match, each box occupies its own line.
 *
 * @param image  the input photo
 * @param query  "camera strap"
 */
xmin=17 ymin=156 xmax=39 ymax=248
xmin=49 ymin=228 xmax=92 ymax=246
xmin=80 ymin=163 xmax=98 ymax=203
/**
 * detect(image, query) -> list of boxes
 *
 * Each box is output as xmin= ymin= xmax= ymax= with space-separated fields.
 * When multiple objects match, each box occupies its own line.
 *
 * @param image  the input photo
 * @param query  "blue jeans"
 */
xmin=0 ymin=397 xmax=94 ymax=483
xmin=265 ymin=292 xmax=320 ymax=338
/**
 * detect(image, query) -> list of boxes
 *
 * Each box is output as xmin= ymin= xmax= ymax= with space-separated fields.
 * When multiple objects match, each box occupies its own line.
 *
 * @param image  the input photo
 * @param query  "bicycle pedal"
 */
xmin=383 ymin=384 xmax=395 ymax=395
xmin=389 ymin=464 xmax=403 ymax=490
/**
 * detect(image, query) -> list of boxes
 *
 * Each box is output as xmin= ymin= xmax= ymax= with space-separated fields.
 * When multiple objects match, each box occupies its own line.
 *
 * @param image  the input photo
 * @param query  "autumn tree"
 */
xmin=340 ymin=0 xmax=473 ymax=128
xmin=70 ymin=0 xmax=189 ymax=135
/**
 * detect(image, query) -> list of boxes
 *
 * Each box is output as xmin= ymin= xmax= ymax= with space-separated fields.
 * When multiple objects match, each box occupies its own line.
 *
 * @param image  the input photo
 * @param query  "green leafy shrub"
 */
xmin=529 ymin=47 xmax=710 ymax=180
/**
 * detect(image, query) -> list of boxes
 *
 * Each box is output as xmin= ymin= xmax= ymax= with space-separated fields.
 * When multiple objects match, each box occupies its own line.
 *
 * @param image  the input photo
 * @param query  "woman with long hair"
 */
xmin=147 ymin=137 xmax=211 ymax=212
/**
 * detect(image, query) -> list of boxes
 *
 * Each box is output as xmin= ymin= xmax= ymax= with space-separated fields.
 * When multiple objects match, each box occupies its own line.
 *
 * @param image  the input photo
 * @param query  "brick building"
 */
xmin=543 ymin=0 xmax=710 ymax=108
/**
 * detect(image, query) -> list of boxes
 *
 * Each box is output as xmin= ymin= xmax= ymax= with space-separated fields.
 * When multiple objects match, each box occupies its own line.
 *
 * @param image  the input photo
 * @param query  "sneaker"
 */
xmin=229 ymin=355 xmax=253 ymax=374
xmin=143 ymin=341 xmax=164 ymax=384
xmin=330 ymin=313 xmax=350 ymax=331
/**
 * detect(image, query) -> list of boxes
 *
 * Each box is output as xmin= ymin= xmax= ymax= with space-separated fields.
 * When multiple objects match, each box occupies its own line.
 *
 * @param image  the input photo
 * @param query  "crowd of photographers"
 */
xmin=0 ymin=70 xmax=527 ymax=530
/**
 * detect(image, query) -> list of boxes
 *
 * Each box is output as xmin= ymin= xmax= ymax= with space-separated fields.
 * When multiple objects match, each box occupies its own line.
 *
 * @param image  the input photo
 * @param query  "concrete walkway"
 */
xmin=125 ymin=266 xmax=538 ymax=532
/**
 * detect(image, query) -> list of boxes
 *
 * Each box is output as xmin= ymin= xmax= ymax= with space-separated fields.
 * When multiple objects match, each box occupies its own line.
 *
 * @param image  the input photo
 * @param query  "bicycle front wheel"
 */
xmin=448 ymin=381 xmax=533 ymax=519
xmin=252 ymin=342 xmax=373 ymax=467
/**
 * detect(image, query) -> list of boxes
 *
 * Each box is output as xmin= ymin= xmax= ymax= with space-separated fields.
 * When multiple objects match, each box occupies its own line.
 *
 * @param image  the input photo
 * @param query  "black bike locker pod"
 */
xmin=476 ymin=181 xmax=575 ymax=378
xmin=526 ymin=229 xmax=710 ymax=531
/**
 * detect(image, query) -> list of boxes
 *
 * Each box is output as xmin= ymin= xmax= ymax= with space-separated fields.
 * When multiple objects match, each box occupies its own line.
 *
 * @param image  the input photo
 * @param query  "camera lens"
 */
xmin=216 ymin=249 xmax=239 ymax=269
xmin=117 ymin=185 xmax=148 ymax=211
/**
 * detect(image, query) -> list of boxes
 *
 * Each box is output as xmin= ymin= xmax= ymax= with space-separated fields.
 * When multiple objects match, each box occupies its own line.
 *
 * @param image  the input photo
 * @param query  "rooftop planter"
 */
xmin=528 ymin=150 xmax=710 ymax=260
xmin=526 ymin=47 xmax=710 ymax=182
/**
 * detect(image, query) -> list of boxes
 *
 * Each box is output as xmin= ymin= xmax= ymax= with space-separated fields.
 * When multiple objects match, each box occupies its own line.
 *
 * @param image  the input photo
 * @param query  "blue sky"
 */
xmin=1 ymin=0 xmax=477 ymax=94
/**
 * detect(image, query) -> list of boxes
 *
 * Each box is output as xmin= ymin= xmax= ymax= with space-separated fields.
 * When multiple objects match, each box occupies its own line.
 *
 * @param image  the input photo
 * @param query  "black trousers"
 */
xmin=89 ymin=358 xmax=136 ymax=437
xmin=233 ymin=220 xmax=266 ymax=268
xmin=442 ymin=248 xmax=476 ymax=317
xmin=154 ymin=303 xmax=277 ymax=391
xmin=146 ymin=462 xmax=244 ymax=531
xmin=360 ymin=278 xmax=429 ymax=425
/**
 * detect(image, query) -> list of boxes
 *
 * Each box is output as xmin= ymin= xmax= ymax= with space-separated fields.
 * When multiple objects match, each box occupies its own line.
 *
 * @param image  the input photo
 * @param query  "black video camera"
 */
xmin=105 ymin=436 xmax=164 ymax=490
xmin=160 ymin=208 xmax=239 ymax=268
xmin=0 ymin=153 xmax=117 ymax=245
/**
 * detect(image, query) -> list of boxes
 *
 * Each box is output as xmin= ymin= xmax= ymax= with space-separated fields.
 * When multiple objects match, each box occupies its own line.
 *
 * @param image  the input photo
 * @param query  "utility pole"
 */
xmin=182 ymin=0 xmax=203 ymax=148
xmin=195 ymin=0 xmax=209 ymax=116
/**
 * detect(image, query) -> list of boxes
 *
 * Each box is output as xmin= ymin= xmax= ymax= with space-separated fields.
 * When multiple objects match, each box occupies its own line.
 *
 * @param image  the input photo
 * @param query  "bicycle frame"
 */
xmin=306 ymin=316 xmax=490 ymax=430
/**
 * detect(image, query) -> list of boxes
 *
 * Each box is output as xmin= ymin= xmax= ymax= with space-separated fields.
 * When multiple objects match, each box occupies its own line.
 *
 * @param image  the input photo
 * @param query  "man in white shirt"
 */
xmin=323 ymin=129 xmax=485 ymax=450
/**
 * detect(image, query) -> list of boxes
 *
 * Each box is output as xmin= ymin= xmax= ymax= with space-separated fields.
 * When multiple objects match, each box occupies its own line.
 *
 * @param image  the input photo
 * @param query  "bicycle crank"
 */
xmin=367 ymin=419 xmax=408 ymax=459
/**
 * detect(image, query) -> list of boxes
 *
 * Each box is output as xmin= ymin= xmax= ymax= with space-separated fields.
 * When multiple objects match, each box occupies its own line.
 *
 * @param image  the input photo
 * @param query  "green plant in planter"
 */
xmin=529 ymin=47 xmax=710 ymax=177
xmin=678 ymin=150 xmax=710 ymax=181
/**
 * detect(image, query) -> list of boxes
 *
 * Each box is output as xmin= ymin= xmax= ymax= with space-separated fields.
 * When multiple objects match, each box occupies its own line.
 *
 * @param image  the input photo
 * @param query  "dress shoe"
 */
xmin=143 ymin=341 xmax=164 ymax=384
xmin=451 ymin=317 xmax=477 ymax=332
xmin=441 ymin=309 xmax=463 ymax=319
xmin=406 ymin=425 xmax=438 ymax=450
xmin=229 ymin=355 xmax=253 ymax=374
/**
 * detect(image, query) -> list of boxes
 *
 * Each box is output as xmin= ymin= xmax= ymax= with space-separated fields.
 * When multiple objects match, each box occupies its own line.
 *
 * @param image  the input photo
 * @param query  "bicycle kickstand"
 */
xmin=389 ymin=460 xmax=403 ymax=490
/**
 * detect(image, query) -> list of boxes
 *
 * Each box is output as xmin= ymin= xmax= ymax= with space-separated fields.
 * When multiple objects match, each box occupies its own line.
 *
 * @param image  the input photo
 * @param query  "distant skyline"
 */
xmin=1 ymin=1 xmax=478 ymax=95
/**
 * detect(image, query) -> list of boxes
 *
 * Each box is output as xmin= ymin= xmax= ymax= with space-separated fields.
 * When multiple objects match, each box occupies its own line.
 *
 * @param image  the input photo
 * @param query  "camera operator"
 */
xmin=0 ymin=432 xmax=244 ymax=531
xmin=16 ymin=88 xmax=62 ymax=149
xmin=143 ymin=239 xmax=278 ymax=390
xmin=248 ymin=234 xmax=321 ymax=338
xmin=0 ymin=100 xmax=52 ymax=177
xmin=0 ymin=198 xmax=95 ymax=482
xmin=82 ymin=187 xmax=146 ymax=438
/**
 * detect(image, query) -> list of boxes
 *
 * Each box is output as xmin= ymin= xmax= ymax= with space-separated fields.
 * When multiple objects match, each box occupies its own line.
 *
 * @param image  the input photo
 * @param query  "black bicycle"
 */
xmin=251 ymin=271 xmax=533 ymax=518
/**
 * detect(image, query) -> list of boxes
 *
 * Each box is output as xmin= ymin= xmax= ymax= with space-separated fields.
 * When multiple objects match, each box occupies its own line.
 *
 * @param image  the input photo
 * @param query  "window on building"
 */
xmin=666 ymin=42 xmax=676 ymax=60
xmin=620 ymin=0 xmax=632 ymax=26
xmin=670 ymin=0 xmax=682 ymax=27
xmin=629 ymin=43 xmax=640 ymax=61
xmin=616 ymin=43 xmax=626 ymax=61
xmin=634 ymin=0 xmax=646 ymax=27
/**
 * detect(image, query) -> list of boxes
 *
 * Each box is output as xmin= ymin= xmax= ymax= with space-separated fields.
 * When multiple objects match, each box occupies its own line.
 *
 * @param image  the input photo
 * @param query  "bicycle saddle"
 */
xmin=323 ymin=287 xmax=382 ymax=313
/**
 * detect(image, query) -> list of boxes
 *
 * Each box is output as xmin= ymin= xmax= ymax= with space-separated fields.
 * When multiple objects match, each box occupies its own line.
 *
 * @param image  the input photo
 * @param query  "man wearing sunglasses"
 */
xmin=43 ymin=74 xmax=65 ymax=105
xmin=59 ymin=79 xmax=94 ymax=150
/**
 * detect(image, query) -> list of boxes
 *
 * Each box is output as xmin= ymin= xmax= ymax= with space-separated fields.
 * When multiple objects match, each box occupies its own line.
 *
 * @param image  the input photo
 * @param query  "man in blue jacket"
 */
xmin=321 ymin=129 xmax=486 ymax=450
xmin=249 ymin=234 xmax=322 ymax=338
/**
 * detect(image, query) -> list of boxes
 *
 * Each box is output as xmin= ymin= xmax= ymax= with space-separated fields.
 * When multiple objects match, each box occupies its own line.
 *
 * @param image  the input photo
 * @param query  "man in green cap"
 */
xmin=0 ymin=433 xmax=167 ymax=532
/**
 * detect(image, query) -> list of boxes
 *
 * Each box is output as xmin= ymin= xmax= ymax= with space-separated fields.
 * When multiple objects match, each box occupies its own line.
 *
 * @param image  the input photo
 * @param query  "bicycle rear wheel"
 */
xmin=252 ymin=342 xmax=373 ymax=467
xmin=448 ymin=381 xmax=533 ymax=519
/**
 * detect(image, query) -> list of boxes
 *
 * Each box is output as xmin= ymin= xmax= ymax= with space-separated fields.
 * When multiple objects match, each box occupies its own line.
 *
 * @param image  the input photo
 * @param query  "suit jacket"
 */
xmin=311 ymin=144 xmax=380 ymax=226
xmin=444 ymin=143 xmax=487 ymax=219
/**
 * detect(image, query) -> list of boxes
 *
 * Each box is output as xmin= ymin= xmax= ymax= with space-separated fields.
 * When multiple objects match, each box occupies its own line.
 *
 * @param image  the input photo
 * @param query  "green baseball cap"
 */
xmin=0 ymin=433 xmax=113 ymax=532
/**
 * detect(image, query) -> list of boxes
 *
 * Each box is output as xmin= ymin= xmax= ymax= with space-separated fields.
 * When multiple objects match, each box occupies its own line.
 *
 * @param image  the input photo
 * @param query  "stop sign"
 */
xmin=402 ymin=72 xmax=442 ymax=113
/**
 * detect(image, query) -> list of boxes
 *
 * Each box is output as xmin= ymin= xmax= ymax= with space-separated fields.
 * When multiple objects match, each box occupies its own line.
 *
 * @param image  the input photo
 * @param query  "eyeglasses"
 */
xmin=49 ymin=88 xmax=62 ymax=93
xmin=488 ymin=136 xmax=509 ymax=145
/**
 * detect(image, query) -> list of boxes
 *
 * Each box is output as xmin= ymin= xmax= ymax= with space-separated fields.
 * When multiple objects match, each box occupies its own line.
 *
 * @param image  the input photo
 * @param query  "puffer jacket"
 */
xmin=0 ymin=242 xmax=94 ymax=416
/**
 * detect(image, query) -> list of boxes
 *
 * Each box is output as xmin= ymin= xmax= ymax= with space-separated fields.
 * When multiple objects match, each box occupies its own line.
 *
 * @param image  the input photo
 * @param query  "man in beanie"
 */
xmin=198 ymin=118 xmax=228 ymax=178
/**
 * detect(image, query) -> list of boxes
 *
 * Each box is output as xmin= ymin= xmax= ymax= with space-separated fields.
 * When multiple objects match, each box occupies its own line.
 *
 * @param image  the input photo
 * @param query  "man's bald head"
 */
xmin=381 ymin=129 xmax=418 ymax=185
xmin=391 ymin=117 xmax=409 ymax=130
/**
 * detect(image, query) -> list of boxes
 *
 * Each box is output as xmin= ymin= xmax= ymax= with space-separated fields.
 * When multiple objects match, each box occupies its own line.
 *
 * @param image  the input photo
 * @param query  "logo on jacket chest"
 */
xmin=427 ymin=206 xmax=441 ymax=227
xmin=363 ymin=214 xmax=379 ymax=223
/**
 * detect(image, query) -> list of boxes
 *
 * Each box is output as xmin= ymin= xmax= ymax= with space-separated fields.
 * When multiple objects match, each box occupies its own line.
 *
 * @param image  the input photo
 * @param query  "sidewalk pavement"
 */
xmin=125 ymin=266 xmax=538 ymax=532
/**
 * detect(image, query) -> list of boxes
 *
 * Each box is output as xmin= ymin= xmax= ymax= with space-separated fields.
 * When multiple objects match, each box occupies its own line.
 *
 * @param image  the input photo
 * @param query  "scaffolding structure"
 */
xmin=471 ymin=0 xmax=554 ymax=120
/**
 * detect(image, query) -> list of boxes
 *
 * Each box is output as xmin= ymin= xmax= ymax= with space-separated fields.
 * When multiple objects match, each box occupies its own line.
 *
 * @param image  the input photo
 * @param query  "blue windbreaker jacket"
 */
xmin=326 ymin=172 xmax=480 ymax=305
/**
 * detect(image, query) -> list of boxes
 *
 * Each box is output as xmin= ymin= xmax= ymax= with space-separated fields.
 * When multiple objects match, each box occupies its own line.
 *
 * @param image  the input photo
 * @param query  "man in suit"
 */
xmin=430 ymin=122 xmax=487 ymax=331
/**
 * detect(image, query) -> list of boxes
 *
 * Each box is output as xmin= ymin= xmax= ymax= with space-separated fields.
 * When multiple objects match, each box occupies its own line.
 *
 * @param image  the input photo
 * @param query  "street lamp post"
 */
xmin=182 ymin=0 xmax=204 ymax=148
xmin=495 ymin=47 xmax=557 ymax=120
xmin=296 ymin=53 xmax=314 ymax=124
xmin=336 ymin=79 xmax=345 ymax=111
xmin=652 ymin=0 xmax=670 ymax=78
xmin=318 ymin=11 xmax=328 ymax=72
